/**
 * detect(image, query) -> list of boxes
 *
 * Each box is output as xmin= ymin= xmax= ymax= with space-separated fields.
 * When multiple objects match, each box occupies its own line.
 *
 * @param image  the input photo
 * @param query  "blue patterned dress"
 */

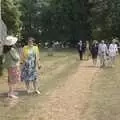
xmin=21 ymin=50 xmax=37 ymax=81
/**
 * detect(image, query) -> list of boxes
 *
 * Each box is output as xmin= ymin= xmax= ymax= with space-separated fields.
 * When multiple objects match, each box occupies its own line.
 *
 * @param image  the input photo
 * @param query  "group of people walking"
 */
xmin=3 ymin=36 xmax=41 ymax=99
xmin=77 ymin=39 xmax=119 ymax=68
xmin=1 ymin=36 xmax=119 ymax=99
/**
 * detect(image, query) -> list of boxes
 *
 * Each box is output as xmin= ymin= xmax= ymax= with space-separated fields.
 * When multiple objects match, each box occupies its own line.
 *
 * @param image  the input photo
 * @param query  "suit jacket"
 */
xmin=77 ymin=42 xmax=85 ymax=52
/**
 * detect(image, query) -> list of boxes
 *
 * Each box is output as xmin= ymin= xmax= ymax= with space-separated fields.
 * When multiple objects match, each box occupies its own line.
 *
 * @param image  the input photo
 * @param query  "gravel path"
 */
xmin=30 ymin=60 xmax=100 ymax=120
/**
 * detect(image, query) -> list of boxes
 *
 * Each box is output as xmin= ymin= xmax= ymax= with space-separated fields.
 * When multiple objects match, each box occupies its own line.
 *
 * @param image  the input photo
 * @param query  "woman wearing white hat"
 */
xmin=3 ymin=36 xmax=20 ymax=99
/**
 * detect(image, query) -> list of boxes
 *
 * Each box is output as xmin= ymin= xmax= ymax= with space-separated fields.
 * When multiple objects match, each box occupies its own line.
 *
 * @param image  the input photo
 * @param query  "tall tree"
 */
xmin=90 ymin=0 xmax=120 ymax=40
xmin=90 ymin=0 xmax=111 ymax=40
xmin=110 ymin=0 xmax=120 ymax=38
xmin=1 ymin=0 xmax=22 ymax=35
xmin=20 ymin=0 xmax=47 ymax=41
xmin=40 ymin=0 xmax=91 ymax=44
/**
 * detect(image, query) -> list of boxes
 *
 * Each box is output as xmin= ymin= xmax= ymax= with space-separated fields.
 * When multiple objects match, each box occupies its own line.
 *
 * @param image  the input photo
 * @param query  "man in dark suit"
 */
xmin=77 ymin=40 xmax=85 ymax=60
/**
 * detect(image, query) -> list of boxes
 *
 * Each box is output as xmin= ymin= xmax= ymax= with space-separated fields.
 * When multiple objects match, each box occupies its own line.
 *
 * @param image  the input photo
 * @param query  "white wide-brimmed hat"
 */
xmin=4 ymin=36 xmax=18 ymax=46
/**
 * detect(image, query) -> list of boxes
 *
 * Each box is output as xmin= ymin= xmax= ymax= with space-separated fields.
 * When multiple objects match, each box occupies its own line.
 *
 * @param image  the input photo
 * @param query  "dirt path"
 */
xmin=29 ymin=60 xmax=101 ymax=120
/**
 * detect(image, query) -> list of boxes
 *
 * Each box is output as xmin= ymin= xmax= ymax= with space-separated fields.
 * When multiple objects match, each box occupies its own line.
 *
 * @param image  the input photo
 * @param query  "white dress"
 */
xmin=109 ymin=44 xmax=118 ymax=57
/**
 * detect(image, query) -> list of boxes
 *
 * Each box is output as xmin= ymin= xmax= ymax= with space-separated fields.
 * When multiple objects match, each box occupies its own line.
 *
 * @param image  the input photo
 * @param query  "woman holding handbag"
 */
xmin=3 ymin=36 xmax=20 ymax=99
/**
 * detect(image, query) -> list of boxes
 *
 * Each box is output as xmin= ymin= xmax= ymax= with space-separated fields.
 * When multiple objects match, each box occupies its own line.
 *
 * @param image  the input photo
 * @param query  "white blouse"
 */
xmin=98 ymin=43 xmax=108 ymax=55
xmin=109 ymin=44 xmax=118 ymax=56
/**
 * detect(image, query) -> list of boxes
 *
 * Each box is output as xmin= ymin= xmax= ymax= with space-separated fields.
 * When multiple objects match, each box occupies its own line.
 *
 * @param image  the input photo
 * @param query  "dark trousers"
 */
xmin=79 ymin=51 xmax=83 ymax=60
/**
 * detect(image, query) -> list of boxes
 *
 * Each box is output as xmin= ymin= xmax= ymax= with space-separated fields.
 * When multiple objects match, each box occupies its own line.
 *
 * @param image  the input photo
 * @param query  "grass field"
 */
xmin=83 ymin=57 xmax=120 ymax=120
xmin=1 ymin=49 xmax=120 ymax=120
xmin=0 ymin=49 xmax=80 ymax=120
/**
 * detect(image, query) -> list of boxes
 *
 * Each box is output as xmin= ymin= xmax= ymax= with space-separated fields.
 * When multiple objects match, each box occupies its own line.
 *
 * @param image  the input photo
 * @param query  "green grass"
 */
xmin=85 ymin=57 xmax=120 ymax=120
xmin=0 ymin=49 xmax=80 ymax=120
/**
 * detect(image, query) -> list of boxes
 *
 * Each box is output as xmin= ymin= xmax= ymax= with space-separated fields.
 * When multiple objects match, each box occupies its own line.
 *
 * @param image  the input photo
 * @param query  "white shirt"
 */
xmin=109 ymin=44 xmax=118 ymax=56
xmin=78 ymin=42 xmax=83 ymax=51
xmin=98 ymin=43 xmax=108 ymax=55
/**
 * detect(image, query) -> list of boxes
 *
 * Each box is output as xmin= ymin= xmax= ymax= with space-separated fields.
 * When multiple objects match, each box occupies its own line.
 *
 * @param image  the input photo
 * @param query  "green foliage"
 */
xmin=2 ymin=0 xmax=120 ymax=43
xmin=19 ymin=0 xmax=91 ymax=44
xmin=110 ymin=0 xmax=120 ymax=38
xmin=1 ymin=0 xmax=22 ymax=35
xmin=20 ymin=0 xmax=44 ymax=41
xmin=40 ymin=0 xmax=91 ymax=44
xmin=90 ymin=0 xmax=120 ymax=40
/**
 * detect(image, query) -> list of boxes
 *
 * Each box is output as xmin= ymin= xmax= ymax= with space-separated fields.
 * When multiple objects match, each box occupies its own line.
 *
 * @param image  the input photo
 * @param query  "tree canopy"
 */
xmin=1 ymin=0 xmax=120 ymax=44
xmin=1 ymin=0 xmax=22 ymax=35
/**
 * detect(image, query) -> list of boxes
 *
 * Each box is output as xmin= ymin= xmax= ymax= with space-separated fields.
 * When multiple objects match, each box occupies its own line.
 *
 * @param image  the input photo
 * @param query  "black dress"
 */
xmin=91 ymin=44 xmax=98 ymax=59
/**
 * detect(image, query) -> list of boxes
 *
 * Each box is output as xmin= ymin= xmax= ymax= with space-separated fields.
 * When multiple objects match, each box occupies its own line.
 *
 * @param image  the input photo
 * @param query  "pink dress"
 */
xmin=8 ymin=67 xmax=20 ymax=84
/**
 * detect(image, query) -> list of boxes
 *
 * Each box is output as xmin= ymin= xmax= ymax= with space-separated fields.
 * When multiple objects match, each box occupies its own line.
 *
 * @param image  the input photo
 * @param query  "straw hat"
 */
xmin=4 ymin=36 xmax=18 ymax=46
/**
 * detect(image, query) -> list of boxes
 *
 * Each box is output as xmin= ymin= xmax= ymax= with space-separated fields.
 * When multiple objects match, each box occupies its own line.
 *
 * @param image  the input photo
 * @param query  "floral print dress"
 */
xmin=21 ymin=49 xmax=37 ymax=81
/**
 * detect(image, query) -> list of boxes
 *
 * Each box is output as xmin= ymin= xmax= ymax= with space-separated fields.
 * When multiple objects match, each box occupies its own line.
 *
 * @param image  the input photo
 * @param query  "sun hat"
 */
xmin=4 ymin=36 xmax=18 ymax=46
